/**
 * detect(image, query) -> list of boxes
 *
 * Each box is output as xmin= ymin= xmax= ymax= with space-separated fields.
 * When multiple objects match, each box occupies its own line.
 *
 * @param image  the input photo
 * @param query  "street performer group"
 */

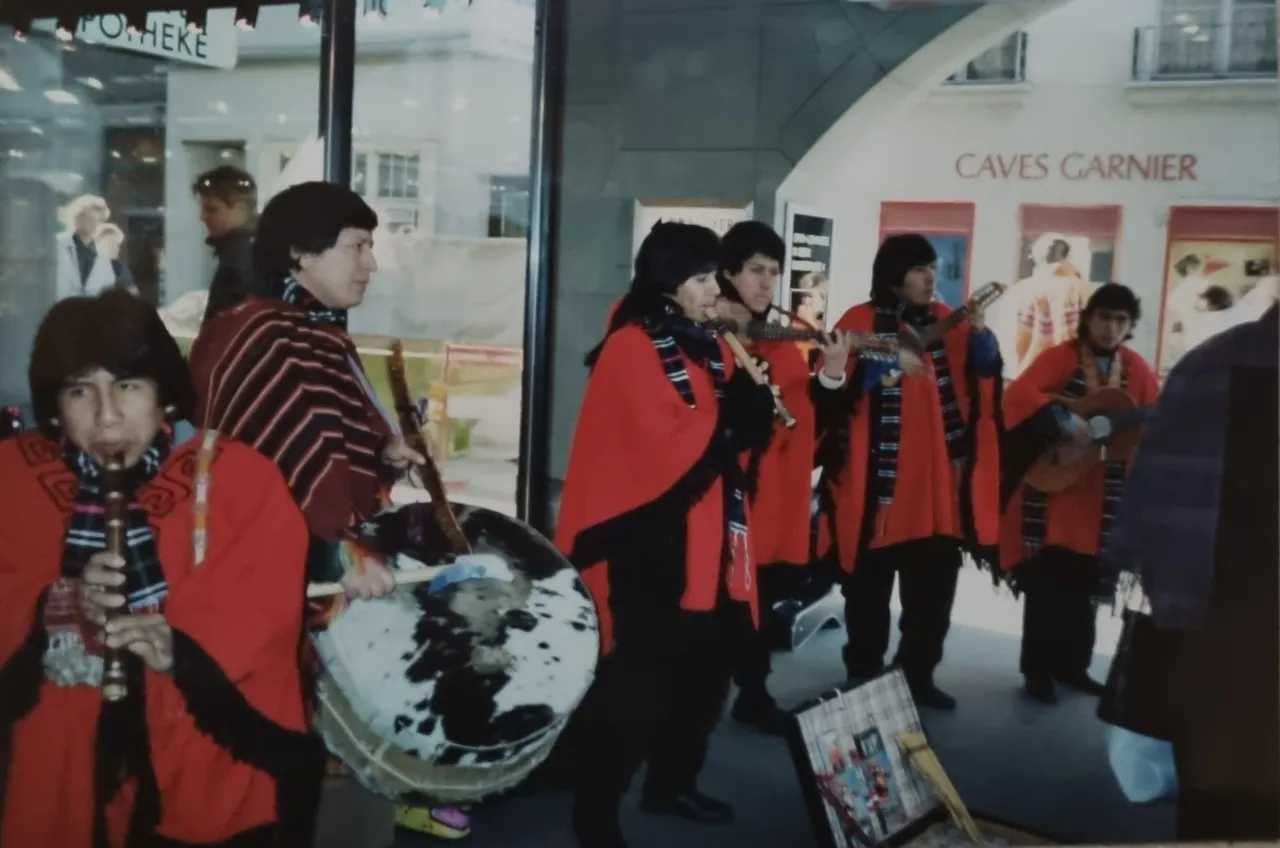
xmin=0 ymin=177 xmax=1172 ymax=847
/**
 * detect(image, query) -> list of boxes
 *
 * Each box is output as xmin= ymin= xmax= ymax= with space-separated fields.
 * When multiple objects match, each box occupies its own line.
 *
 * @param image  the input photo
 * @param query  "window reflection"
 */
xmin=346 ymin=0 xmax=536 ymax=515
xmin=0 ymin=6 xmax=321 ymax=410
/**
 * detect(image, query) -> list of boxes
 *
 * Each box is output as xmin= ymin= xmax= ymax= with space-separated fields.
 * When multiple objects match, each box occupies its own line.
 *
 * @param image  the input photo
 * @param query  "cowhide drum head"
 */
xmin=310 ymin=501 xmax=600 ymax=804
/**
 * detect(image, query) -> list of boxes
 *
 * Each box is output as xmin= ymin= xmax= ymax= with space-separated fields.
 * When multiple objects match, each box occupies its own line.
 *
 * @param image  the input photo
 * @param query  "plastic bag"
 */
xmin=1107 ymin=725 xmax=1178 ymax=803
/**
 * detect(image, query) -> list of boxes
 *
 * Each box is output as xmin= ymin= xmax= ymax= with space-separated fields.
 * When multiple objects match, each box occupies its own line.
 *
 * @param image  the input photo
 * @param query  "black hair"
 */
xmin=252 ymin=181 xmax=378 ymax=285
xmin=192 ymin=165 xmax=258 ymax=209
xmin=1173 ymin=253 xmax=1202 ymax=278
xmin=870 ymin=233 xmax=936 ymax=303
xmin=719 ymin=221 xmax=785 ymax=276
xmin=1078 ymin=282 xmax=1142 ymax=344
xmin=1046 ymin=239 xmax=1071 ymax=263
xmin=1198 ymin=284 xmax=1235 ymax=312
xmin=584 ymin=221 xmax=720 ymax=367
xmin=28 ymin=289 xmax=195 ymax=438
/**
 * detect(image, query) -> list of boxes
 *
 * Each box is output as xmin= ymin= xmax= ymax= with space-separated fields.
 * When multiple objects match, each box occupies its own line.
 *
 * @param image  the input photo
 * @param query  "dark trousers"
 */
xmin=841 ymin=536 xmax=961 ymax=683
xmin=1018 ymin=546 xmax=1098 ymax=680
xmin=572 ymin=599 xmax=748 ymax=809
xmin=732 ymin=566 xmax=805 ymax=700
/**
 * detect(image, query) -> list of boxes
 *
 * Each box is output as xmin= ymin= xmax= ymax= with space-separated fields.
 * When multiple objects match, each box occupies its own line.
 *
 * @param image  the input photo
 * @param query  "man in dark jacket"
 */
xmin=1104 ymin=304 xmax=1279 ymax=840
xmin=194 ymin=165 xmax=258 ymax=327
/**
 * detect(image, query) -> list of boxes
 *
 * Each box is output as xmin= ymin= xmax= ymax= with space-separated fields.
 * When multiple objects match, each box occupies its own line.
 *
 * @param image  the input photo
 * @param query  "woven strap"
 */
xmin=192 ymin=430 xmax=219 ymax=566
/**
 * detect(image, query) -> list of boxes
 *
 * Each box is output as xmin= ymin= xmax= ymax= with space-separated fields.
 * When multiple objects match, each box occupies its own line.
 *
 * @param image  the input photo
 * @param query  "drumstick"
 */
xmin=305 ymin=553 xmax=516 ymax=599
xmin=306 ymin=565 xmax=447 ymax=599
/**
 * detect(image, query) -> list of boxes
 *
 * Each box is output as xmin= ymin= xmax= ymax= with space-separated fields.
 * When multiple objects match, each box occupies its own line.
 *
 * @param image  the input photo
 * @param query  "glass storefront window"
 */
xmin=0 ymin=6 xmax=321 ymax=407
xmin=343 ymin=0 xmax=537 ymax=515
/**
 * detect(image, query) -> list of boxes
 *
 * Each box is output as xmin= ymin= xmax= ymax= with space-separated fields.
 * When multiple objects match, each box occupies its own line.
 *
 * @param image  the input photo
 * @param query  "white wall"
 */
xmin=779 ymin=0 xmax=1280 ymax=365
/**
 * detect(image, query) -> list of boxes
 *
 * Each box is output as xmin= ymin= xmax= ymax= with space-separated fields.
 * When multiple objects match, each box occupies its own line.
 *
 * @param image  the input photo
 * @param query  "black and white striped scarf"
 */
xmin=645 ymin=310 xmax=749 ymax=576
xmin=1021 ymin=360 xmax=1128 ymax=553
xmin=279 ymin=276 xmax=347 ymax=328
xmin=870 ymin=302 xmax=968 ymax=505
xmin=61 ymin=433 xmax=172 ymax=611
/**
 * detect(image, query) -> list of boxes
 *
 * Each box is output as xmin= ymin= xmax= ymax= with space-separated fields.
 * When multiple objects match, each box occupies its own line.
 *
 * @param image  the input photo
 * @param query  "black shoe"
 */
xmin=1057 ymin=673 xmax=1105 ymax=696
xmin=907 ymin=680 xmax=957 ymax=711
xmin=1024 ymin=676 xmax=1058 ymax=704
xmin=572 ymin=796 xmax=627 ymax=848
xmin=639 ymin=790 xmax=734 ymax=825
xmin=731 ymin=693 xmax=791 ymax=736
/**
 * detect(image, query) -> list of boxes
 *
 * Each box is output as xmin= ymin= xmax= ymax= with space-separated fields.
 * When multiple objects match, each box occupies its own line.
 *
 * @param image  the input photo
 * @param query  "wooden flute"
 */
xmin=100 ymin=453 xmax=129 ymax=702
xmin=704 ymin=305 xmax=797 ymax=428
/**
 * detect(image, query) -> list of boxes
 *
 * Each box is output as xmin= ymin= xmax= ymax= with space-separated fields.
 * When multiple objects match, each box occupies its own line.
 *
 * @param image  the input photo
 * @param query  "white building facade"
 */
xmin=780 ymin=0 xmax=1278 ymax=377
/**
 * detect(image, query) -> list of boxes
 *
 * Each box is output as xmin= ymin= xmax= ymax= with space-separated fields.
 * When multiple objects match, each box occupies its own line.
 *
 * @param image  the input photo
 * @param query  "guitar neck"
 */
xmin=747 ymin=322 xmax=824 ymax=342
xmin=746 ymin=323 xmax=898 ymax=363
xmin=914 ymin=308 xmax=968 ymax=349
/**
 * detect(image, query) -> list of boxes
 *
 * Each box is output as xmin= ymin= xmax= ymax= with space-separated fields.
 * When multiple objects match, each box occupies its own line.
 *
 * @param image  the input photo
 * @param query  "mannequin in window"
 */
xmin=55 ymin=195 xmax=116 ymax=301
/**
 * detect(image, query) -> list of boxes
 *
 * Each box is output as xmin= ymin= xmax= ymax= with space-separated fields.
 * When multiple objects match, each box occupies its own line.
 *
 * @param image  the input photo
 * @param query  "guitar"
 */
xmin=713 ymin=300 xmax=899 ymax=364
xmin=881 ymin=281 xmax=1010 ymax=387
xmin=902 ymin=280 xmax=1009 ymax=352
xmin=387 ymin=340 xmax=473 ymax=554
xmin=1021 ymin=386 xmax=1155 ymax=494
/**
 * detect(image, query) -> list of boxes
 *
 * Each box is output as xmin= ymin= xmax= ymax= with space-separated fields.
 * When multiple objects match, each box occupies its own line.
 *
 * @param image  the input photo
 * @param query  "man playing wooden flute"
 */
xmin=1000 ymin=283 xmax=1158 ymax=704
xmin=814 ymin=233 xmax=1003 ymax=710
xmin=0 ymin=290 xmax=320 ymax=847
xmin=715 ymin=220 xmax=815 ymax=735
xmin=187 ymin=181 xmax=473 ymax=841
xmin=557 ymin=222 xmax=797 ymax=847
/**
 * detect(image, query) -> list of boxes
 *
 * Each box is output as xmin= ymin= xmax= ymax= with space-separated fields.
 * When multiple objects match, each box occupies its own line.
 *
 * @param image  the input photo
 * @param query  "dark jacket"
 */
xmin=200 ymin=226 xmax=257 ymax=328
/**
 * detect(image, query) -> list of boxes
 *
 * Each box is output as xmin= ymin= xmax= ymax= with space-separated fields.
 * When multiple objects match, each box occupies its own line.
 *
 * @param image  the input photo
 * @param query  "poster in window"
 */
xmin=1157 ymin=239 xmax=1278 ymax=376
xmin=783 ymin=204 xmax=834 ymax=331
xmin=994 ymin=205 xmax=1121 ymax=380
xmin=920 ymin=234 xmax=969 ymax=309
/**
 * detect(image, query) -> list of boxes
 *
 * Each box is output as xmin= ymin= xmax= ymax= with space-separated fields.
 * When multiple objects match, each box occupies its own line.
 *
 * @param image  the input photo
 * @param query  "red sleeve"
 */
xmin=1003 ymin=342 xmax=1079 ymax=428
xmin=0 ymin=440 xmax=62 ymax=667
xmin=554 ymin=326 xmax=718 ymax=554
xmin=1124 ymin=348 xmax=1161 ymax=406
xmin=163 ymin=442 xmax=309 ymax=683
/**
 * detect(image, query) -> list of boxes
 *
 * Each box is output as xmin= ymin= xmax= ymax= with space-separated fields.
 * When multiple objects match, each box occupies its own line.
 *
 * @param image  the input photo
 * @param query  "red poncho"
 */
xmin=0 ymin=434 xmax=317 ymax=847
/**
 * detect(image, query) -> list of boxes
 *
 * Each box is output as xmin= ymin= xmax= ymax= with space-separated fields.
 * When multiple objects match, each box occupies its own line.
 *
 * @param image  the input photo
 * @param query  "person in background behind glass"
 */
xmin=193 ymin=166 xmax=259 ymax=328
xmin=93 ymin=223 xmax=136 ymax=294
xmin=55 ymin=195 xmax=116 ymax=301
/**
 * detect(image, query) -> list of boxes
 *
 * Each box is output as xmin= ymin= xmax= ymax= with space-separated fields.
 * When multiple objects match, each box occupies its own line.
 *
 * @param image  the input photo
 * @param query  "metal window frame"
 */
xmin=314 ymin=0 xmax=559 ymax=529
xmin=0 ymin=0 xmax=561 ymax=528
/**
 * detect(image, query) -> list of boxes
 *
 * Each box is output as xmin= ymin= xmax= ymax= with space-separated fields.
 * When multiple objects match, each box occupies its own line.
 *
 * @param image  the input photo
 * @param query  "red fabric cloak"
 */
xmin=750 ymin=338 xmax=816 ymax=568
xmin=0 ymin=433 xmax=315 ymax=847
xmin=1000 ymin=340 xmax=1160 ymax=566
xmin=553 ymin=325 xmax=760 ymax=655
xmin=817 ymin=302 xmax=1001 ymax=573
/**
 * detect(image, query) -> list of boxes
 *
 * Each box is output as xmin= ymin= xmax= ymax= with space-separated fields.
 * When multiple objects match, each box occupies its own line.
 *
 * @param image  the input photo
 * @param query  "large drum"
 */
xmin=310 ymin=501 xmax=600 ymax=804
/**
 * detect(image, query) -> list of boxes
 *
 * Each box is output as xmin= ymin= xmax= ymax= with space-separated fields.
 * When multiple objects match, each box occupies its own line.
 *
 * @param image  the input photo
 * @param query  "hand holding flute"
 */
xmin=82 ymin=556 xmax=175 ymax=681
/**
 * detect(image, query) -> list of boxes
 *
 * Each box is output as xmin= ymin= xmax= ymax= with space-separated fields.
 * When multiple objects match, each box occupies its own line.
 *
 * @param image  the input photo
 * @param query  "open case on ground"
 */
xmin=786 ymin=669 xmax=1056 ymax=847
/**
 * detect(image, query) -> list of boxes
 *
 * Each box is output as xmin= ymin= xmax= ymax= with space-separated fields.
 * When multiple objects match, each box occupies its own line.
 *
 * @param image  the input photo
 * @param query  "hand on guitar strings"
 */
xmin=383 ymin=434 xmax=429 ymax=470
xmin=897 ymin=348 xmax=926 ymax=377
xmin=817 ymin=331 xmax=855 ymax=381
xmin=1054 ymin=413 xmax=1095 ymax=466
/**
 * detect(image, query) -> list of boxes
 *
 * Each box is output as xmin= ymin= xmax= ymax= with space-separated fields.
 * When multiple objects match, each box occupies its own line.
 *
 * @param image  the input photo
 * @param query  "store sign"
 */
xmin=632 ymin=199 xmax=753 ymax=259
xmin=955 ymin=152 xmax=1199 ymax=182
xmin=72 ymin=10 xmax=239 ymax=70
